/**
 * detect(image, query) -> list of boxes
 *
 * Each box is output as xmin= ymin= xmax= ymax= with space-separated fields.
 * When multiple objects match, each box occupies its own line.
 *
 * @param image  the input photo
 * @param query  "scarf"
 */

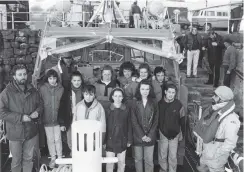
xmin=71 ymin=85 xmax=82 ymax=113
xmin=85 ymin=100 xmax=94 ymax=108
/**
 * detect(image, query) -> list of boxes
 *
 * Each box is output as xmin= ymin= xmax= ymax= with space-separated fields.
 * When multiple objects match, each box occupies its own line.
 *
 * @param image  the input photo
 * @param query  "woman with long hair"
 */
xmin=131 ymin=79 xmax=158 ymax=172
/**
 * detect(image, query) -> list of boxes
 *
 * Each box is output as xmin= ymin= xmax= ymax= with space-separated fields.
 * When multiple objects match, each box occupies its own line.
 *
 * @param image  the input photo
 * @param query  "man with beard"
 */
xmin=196 ymin=86 xmax=240 ymax=172
xmin=204 ymin=29 xmax=225 ymax=87
xmin=0 ymin=64 xmax=43 ymax=172
xmin=158 ymin=84 xmax=185 ymax=172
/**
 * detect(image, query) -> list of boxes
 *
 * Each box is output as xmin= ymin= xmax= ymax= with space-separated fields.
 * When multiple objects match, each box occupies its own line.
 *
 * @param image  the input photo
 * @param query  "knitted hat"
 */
xmin=214 ymin=86 xmax=234 ymax=101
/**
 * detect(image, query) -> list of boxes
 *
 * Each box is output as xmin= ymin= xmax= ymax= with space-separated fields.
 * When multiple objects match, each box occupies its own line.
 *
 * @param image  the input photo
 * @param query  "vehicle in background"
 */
xmin=192 ymin=8 xmax=229 ymax=30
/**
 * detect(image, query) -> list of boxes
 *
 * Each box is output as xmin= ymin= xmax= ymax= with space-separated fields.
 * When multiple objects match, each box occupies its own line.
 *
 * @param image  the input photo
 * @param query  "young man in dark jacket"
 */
xmin=204 ymin=29 xmax=225 ymax=87
xmin=0 ymin=64 xmax=43 ymax=172
xmin=158 ymin=84 xmax=185 ymax=172
xmin=184 ymin=26 xmax=203 ymax=78
xmin=131 ymin=0 xmax=141 ymax=28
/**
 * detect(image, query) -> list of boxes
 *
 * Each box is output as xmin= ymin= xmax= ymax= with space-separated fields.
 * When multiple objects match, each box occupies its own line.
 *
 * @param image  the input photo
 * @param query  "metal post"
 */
xmin=0 ymin=12 xmax=2 ymax=30
xmin=227 ymin=1 xmax=231 ymax=33
xmin=0 ymin=142 xmax=1 ymax=172
xmin=11 ymin=12 xmax=14 ymax=29
xmin=82 ymin=4 xmax=85 ymax=27
xmin=205 ymin=0 xmax=208 ymax=33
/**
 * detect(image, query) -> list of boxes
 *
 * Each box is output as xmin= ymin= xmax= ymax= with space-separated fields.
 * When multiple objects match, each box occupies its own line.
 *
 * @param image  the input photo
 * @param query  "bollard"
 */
xmin=56 ymin=120 xmax=118 ymax=172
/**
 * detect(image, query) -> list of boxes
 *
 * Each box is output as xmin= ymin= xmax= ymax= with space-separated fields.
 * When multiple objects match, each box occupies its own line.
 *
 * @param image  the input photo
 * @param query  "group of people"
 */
xmin=0 ymin=53 xmax=241 ymax=172
xmin=0 ymin=60 xmax=186 ymax=172
xmin=177 ymin=26 xmax=239 ymax=87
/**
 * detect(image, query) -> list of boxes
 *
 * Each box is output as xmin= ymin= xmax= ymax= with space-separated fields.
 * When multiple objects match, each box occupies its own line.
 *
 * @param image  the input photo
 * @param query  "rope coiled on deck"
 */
xmin=39 ymin=164 xmax=72 ymax=172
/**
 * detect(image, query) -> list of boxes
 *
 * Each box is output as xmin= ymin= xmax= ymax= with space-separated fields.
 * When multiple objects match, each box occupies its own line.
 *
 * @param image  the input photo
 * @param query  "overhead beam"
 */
xmin=113 ymin=38 xmax=184 ymax=63
xmin=49 ymin=38 xmax=106 ymax=54
xmin=44 ymin=27 xmax=173 ymax=41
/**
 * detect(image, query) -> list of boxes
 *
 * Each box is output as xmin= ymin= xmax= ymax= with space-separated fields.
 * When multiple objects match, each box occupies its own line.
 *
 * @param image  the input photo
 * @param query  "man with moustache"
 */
xmin=0 ymin=64 xmax=43 ymax=172
xmin=158 ymin=84 xmax=185 ymax=172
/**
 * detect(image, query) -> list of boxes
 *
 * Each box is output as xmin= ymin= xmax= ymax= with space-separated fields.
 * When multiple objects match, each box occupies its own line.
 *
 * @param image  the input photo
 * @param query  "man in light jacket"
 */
xmin=197 ymin=86 xmax=240 ymax=172
xmin=219 ymin=38 xmax=238 ymax=87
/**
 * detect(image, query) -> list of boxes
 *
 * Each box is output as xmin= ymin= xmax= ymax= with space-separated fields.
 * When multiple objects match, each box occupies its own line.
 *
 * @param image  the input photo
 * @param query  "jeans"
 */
xmin=208 ymin=62 xmax=220 ymax=86
xmin=219 ymin=65 xmax=231 ymax=87
xmin=133 ymin=14 xmax=141 ymax=28
xmin=187 ymin=49 xmax=200 ymax=76
xmin=134 ymin=145 xmax=154 ymax=172
xmin=44 ymin=125 xmax=62 ymax=159
xmin=9 ymin=134 xmax=38 ymax=172
xmin=106 ymin=151 xmax=126 ymax=172
xmin=158 ymin=131 xmax=179 ymax=172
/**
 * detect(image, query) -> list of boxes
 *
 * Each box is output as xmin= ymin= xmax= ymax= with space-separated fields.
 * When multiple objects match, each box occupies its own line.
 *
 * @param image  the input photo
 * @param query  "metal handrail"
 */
xmin=234 ymin=69 xmax=244 ymax=80
xmin=0 ymin=11 xmax=132 ymax=29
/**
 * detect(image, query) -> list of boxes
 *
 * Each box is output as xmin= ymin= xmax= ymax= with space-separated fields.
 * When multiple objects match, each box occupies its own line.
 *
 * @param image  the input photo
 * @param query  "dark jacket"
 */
xmin=176 ymin=35 xmax=186 ymax=53
xmin=158 ymin=98 xmax=185 ymax=140
xmin=40 ymin=57 xmax=77 ymax=89
xmin=39 ymin=83 xmax=64 ymax=126
xmin=117 ymin=76 xmax=133 ymax=89
xmin=125 ymin=78 xmax=162 ymax=102
xmin=59 ymin=60 xmax=77 ymax=89
xmin=105 ymin=103 xmax=132 ymax=153
xmin=184 ymin=33 xmax=202 ymax=51
xmin=58 ymin=85 xmax=83 ymax=129
xmin=131 ymin=99 xmax=158 ymax=146
xmin=0 ymin=81 xmax=43 ymax=141
xmin=204 ymin=33 xmax=225 ymax=65
xmin=94 ymin=80 xmax=119 ymax=110
xmin=131 ymin=4 xmax=141 ymax=15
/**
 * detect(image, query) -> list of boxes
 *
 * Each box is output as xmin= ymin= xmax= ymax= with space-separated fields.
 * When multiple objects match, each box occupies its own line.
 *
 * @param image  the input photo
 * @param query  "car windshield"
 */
xmin=193 ymin=10 xmax=200 ymax=16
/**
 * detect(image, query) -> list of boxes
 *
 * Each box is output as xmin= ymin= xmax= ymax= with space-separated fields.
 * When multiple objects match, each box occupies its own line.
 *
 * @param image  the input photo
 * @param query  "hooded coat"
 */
xmin=39 ymin=83 xmax=64 ymax=126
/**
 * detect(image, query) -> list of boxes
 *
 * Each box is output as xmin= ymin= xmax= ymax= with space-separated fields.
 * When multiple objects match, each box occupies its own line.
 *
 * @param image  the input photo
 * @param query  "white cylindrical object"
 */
xmin=101 ymin=157 xmax=118 ymax=164
xmin=72 ymin=120 xmax=103 ymax=172
xmin=56 ymin=158 xmax=72 ymax=164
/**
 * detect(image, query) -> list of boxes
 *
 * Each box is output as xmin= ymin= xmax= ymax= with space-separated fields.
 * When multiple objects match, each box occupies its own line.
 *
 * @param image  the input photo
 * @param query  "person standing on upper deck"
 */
xmin=131 ymin=0 xmax=142 ymax=28
xmin=219 ymin=38 xmax=238 ymax=87
xmin=203 ymin=29 xmax=225 ymax=88
xmin=184 ymin=26 xmax=203 ymax=78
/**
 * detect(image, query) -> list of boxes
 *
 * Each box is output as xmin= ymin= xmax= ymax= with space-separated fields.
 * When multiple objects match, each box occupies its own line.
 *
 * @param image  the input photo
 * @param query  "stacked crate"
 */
xmin=0 ymin=29 xmax=40 ymax=92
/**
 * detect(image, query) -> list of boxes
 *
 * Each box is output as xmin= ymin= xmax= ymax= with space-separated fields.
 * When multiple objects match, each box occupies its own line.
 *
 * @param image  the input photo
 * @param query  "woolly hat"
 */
xmin=214 ymin=86 xmax=234 ymax=101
